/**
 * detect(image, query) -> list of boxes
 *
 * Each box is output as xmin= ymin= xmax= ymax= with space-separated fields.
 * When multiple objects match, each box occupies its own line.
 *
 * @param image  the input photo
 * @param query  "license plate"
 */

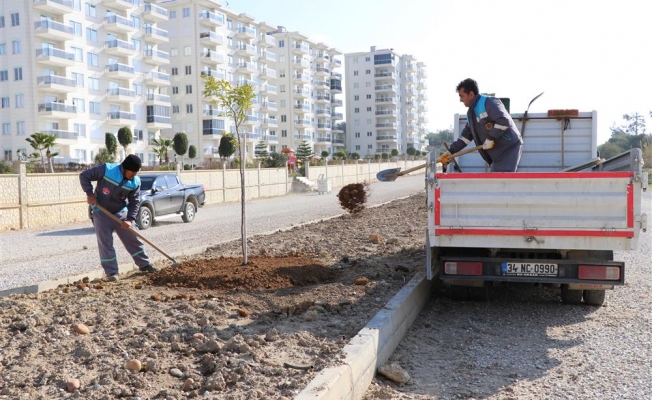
xmin=502 ymin=262 xmax=558 ymax=277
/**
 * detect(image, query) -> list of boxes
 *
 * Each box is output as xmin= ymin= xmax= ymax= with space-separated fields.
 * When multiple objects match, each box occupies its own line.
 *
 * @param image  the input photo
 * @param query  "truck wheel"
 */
xmin=137 ymin=206 xmax=153 ymax=230
xmin=181 ymin=201 xmax=196 ymax=223
xmin=468 ymin=286 xmax=489 ymax=301
xmin=583 ymin=290 xmax=606 ymax=306
xmin=450 ymin=285 xmax=469 ymax=301
xmin=560 ymin=285 xmax=582 ymax=305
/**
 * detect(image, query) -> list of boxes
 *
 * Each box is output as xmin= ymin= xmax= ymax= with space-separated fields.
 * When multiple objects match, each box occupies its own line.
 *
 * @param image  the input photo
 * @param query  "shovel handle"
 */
xmin=93 ymin=204 xmax=177 ymax=264
xmin=440 ymin=145 xmax=483 ymax=163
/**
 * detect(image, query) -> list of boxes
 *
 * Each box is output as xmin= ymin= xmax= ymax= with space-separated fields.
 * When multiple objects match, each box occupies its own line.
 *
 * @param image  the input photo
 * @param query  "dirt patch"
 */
xmin=337 ymin=182 xmax=369 ymax=213
xmin=0 ymin=193 xmax=428 ymax=399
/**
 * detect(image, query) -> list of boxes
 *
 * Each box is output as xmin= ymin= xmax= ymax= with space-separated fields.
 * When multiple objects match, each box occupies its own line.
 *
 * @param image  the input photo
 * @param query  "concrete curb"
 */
xmin=295 ymin=271 xmax=433 ymax=400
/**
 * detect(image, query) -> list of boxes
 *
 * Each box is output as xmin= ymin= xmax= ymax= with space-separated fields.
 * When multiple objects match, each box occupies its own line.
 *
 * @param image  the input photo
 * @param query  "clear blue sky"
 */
xmin=229 ymin=0 xmax=651 ymax=144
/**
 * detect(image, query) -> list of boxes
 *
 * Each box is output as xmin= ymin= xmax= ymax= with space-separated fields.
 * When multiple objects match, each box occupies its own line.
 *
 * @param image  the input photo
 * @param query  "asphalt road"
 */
xmin=0 ymin=175 xmax=426 ymax=292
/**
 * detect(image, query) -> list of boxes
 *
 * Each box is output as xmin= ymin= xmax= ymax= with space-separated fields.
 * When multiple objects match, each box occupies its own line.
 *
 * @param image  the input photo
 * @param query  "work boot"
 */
xmin=107 ymin=274 xmax=119 ymax=282
xmin=139 ymin=265 xmax=159 ymax=273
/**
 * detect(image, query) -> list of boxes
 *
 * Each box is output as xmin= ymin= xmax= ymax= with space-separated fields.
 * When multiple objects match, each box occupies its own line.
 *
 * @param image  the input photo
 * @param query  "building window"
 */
xmin=4 ymin=150 xmax=11 ymax=161
xmin=185 ymin=85 xmax=192 ymax=94
xmin=278 ymin=40 xmax=284 ymax=47
xmin=353 ymin=83 xmax=359 ymax=89
xmin=366 ymin=94 xmax=371 ymax=99
xmin=172 ymin=86 xmax=179 ymax=94
xmin=73 ymin=98 xmax=85 ymax=112
xmin=368 ymin=144 xmax=373 ymax=149
xmin=3 ymin=123 xmax=11 ymax=135
xmin=182 ymin=7 xmax=190 ymax=17
xmin=171 ymin=67 xmax=178 ymax=76
xmin=281 ymin=115 xmax=286 ymax=122
xmin=1 ymin=97 xmax=8 ymax=108
xmin=90 ymin=101 xmax=100 ymax=114
xmin=355 ymin=132 xmax=360 ymax=138
xmin=172 ymin=105 xmax=179 ymax=113
xmin=85 ymin=4 xmax=96 ymax=17
xmin=14 ymin=67 xmax=22 ymax=81
xmin=367 ymin=107 xmax=372 ymax=112
xmin=0 ymin=44 xmax=5 ymax=55
xmin=281 ymin=130 xmax=287 ymax=137
xmin=355 ymin=145 xmax=360 ymax=150
xmin=365 ymin=56 xmax=370 ymax=62
xmin=70 ymin=20 xmax=82 ymax=36
xmin=0 ymin=70 xmax=8 ymax=81
xmin=365 ymin=82 xmax=371 ymax=87
xmin=184 ymin=46 xmax=191 ymax=56
xmin=87 ymin=52 xmax=99 ymax=67
xmin=280 ymin=85 xmax=285 ymax=93
xmin=170 ymin=48 xmax=178 ymax=56
xmin=354 ymin=108 xmax=359 ymax=113
xmin=12 ymin=40 xmax=20 ymax=54
xmin=72 ymin=72 xmax=84 ymax=87
xmin=15 ymin=94 xmax=23 ymax=108
xmin=88 ymin=77 xmax=99 ymax=91
xmin=169 ymin=10 xmax=176 ymax=18
xmin=0 ymin=16 xmax=4 ymax=28
xmin=185 ymin=65 xmax=191 ymax=75
xmin=354 ymin=95 xmax=359 ymax=101
xmin=365 ymin=69 xmax=371 ymax=74
xmin=71 ymin=46 xmax=82 ymax=61
xmin=353 ymin=71 xmax=358 ymax=76
xmin=367 ymin=131 xmax=372 ymax=136
xmin=279 ymin=69 xmax=285 ymax=78
xmin=10 ymin=12 xmax=19 ymax=27
xmin=86 ymin=28 xmax=98 ymax=42
xmin=186 ymin=104 xmax=193 ymax=113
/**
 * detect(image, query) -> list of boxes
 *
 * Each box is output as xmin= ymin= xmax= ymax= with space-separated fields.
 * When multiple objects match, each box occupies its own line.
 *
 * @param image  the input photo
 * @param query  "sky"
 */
xmin=229 ymin=0 xmax=651 ymax=144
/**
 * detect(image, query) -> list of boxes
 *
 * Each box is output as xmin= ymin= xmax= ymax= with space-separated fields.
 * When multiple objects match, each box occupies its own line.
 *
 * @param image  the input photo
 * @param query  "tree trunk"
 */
xmin=238 ymin=132 xmax=248 ymax=265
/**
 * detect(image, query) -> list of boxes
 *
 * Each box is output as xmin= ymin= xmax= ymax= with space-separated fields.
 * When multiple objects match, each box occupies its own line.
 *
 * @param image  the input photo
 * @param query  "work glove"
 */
xmin=438 ymin=151 xmax=452 ymax=164
xmin=482 ymin=139 xmax=495 ymax=150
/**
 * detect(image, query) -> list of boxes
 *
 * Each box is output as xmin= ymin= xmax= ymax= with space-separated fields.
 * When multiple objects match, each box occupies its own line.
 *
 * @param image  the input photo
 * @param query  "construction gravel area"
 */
xmin=365 ymin=191 xmax=652 ymax=400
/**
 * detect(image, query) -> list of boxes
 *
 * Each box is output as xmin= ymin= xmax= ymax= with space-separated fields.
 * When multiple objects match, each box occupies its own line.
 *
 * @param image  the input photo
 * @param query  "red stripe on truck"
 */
xmin=435 ymin=172 xmax=634 ymax=180
xmin=435 ymin=228 xmax=634 ymax=238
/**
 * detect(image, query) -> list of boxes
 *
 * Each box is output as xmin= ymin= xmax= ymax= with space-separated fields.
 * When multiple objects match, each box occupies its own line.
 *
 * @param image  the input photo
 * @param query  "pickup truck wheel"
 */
xmin=137 ymin=206 xmax=153 ymax=230
xmin=468 ymin=286 xmax=489 ymax=301
xmin=182 ymin=201 xmax=196 ymax=223
xmin=583 ymin=290 xmax=606 ymax=306
xmin=450 ymin=285 xmax=469 ymax=301
xmin=560 ymin=285 xmax=583 ymax=305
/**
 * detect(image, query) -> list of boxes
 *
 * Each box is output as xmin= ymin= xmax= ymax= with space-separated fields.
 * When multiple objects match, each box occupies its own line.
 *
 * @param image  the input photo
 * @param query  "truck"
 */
xmin=425 ymin=110 xmax=648 ymax=306
xmin=89 ymin=173 xmax=206 ymax=230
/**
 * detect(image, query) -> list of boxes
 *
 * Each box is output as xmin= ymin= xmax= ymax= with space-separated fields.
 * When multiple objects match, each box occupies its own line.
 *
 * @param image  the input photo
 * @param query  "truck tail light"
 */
xmin=444 ymin=262 xmax=482 ymax=275
xmin=578 ymin=265 xmax=620 ymax=281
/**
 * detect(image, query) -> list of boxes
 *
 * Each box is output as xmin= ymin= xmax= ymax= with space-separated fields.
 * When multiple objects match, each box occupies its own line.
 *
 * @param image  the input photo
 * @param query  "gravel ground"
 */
xmin=0 ymin=175 xmax=425 ymax=292
xmin=365 ymin=191 xmax=652 ymax=400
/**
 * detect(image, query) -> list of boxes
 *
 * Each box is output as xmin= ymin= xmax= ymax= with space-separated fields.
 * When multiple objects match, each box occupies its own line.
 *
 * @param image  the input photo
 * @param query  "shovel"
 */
xmin=520 ymin=92 xmax=544 ymax=138
xmin=377 ymin=145 xmax=482 ymax=182
xmin=94 ymin=204 xmax=180 ymax=267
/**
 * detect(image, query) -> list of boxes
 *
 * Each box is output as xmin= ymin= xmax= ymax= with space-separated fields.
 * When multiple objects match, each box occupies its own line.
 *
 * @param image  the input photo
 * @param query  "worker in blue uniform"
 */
xmin=441 ymin=78 xmax=523 ymax=172
xmin=80 ymin=155 xmax=158 ymax=281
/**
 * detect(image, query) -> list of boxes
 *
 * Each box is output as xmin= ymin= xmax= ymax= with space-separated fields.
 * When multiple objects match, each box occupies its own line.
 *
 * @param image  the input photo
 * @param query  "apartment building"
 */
xmin=268 ymin=27 xmax=343 ymax=157
xmin=344 ymin=46 xmax=428 ymax=158
xmin=0 ymin=0 xmax=172 ymax=164
xmin=157 ymin=0 xmax=281 ymax=162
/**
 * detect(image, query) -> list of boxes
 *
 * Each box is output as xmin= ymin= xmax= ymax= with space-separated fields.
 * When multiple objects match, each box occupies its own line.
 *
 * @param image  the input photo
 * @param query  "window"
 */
xmin=0 ymin=70 xmax=8 ymax=81
xmin=10 ymin=12 xmax=19 ymax=27
xmin=14 ymin=67 xmax=22 ymax=81
xmin=354 ymin=119 xmax=360 ymax=126
xmin=1 ymin=97 xmax=9 ymax=108
xmin=279 ymin=69 xmax=285 ymax=78
xmin=354 ymin=71 xmax=358 ymax=76
xmin=186 ymin=104 xmax=193 ymax=113
xmin=354 ymin=95 xmax=359 ymax=101
xmin=0 ymin=44 xmax=5 ymax=55
xmin=366 ymin=94 xmax=371 ymax=99
xmin=12 ymin=40 xmax=20 ymax=54
xmin=3 ymin=123 xmax=10 ymax=135
xmin=0 ymin=16 xmax=4 ymax=28
xmin=281 ymin=130 xmax=287 ymax=137
xmin=4 ymin=150 xmax=11 ymax=161
xmin=15 ymin=94 xmax=23 ymax=108
xmin=185 ymin=85 xmax=192 ymax=94
xmin=172 ymin=105 xmax=179 ymax=113
xmin=170 ymin=47 xmax=178 ymax=57
xmin=17 ymin=122 xmax=25 ymax=136
xmin=279 ymin=100 xmax=286 ymax=108
xmin=72 ymin=0 xmax=81 ymax=10
xmin=280 ymin=115 xmax=286 ymax=122
xmin=182 ymin=7 xmax=190 ymax=17
xmin=169 ymin=10 xmax=176 ymax=18
xmin=365 ymin=56 xmax=370 ymax=62
xmin=70 ymin=21 xmax=82 ymax=36
xmin=367 ymin=131 xmax=372 ymax=136
xmin=71 ymin=46 xmax=82 ymax=61
xmin=368 ymin=144 xmax=373 ymax=149
xmin=278 ymin=40 xmax=284 ymax=47
xmin=72 ymin=72 xmax=84 ymax=87
xmin=367 ymin=107 xmax=372 ymax=112
xmin=355 ymin=132 xmax=360 ymax=138
xmin=365 ymin=69 xmax=371 ymax=74
xmin=171 ymin=67 xmax=178 ymax=75
xmin=355 ymin=145 xmax=360 ymax=150
xmin=87 ymin=52 xmax=98 ymax=67
xmin=172 ymin=86 xmax=179 ymax=94
xmin=132 ymin=83 xmax=141 ymax=96
xmin=86 ymin=28 xmax=98 ymax=42
xmin=354 ymin=108 xmax=359 ymax=113
xmin=184 ymin=46 xmax=191 ymax=56
xmin=131 ymin=16 xmax=140 ymax=29
xmin=90 ymin=101 xmax=100 ymax=114
xmin=88 ymin=77 xmax=99 ymax=91
xmin=353 ymin=83 xmax=359 ymax=89
xmin=365 ymin=82 xmax=371 ymax=87
xmin=74 ymin=123 xmax=86 ymax=137
xmin=85 ymin=4 xmax=96 ymax=17
xmin=73 ymin=98 xmax=85 ymax=113
xmin=280 ymin=84 xmax=285 ymax=93
xmin=185 ymin=65 xmax=191 ymax=75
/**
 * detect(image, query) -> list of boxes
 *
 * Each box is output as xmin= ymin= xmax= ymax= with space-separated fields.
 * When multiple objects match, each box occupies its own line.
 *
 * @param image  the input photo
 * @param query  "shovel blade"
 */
xmin=377 ymin=167 xmax=401 ymax=182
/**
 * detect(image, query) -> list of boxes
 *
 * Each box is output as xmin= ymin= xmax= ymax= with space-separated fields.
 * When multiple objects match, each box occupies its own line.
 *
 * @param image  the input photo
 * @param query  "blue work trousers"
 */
xmin=93 ymin=209 xmax=150 ymax=275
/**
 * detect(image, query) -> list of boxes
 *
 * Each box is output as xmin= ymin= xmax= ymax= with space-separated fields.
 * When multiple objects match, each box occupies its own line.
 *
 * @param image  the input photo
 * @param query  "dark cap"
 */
xmin=121 ymin=154 xmax=142 ymax=172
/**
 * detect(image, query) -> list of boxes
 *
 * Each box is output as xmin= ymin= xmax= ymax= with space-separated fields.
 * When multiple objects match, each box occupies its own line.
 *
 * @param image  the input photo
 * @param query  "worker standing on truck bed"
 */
xmin=80 ymin=154 xmax=158 ymax=281
xmin=440 ymin=78 xmax=523 ymax=172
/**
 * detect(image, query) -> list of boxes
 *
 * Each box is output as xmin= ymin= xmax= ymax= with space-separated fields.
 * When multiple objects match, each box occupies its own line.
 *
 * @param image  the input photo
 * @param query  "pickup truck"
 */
xmin=89 ymin=173 xmax=205 ymax=230
xmin=425 ymin=110 xmax=648 ymax=306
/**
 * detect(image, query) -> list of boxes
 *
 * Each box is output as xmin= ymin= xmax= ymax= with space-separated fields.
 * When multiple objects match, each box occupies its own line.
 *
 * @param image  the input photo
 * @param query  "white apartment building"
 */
xmin=268 ymin=27 xmax=343 ymax=157
xmin=0 ymin=0 xmax=172 ymax=165
xmin=344 ymin=47 xmax=428 ymax=158
xmin=157 ymin=0 xmax=280 ymax=161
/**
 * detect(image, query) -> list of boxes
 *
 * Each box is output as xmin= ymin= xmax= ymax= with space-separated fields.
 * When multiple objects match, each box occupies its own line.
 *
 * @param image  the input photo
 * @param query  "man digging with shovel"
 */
xmin=80 ymin=155 xmax=158 ymax=281
xmin=440 ymin=78 xmax=523 ymax=172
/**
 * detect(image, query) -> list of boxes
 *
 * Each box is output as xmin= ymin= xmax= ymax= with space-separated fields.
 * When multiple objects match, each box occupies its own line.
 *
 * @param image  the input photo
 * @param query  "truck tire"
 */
xmin=137 ymin=205 xmax=153 ymax=230
xmin=450 ymin=285 xmax=469 ymax=301
xmin=181 ymin=201 xmax=196 ymax=223
xmin=583 ymin=290 xmax=606 ymax=306
xmin=468 ymin=286 xmax=489 ymax=301
xmin=560 ymin=284 xmax=582 ymax=305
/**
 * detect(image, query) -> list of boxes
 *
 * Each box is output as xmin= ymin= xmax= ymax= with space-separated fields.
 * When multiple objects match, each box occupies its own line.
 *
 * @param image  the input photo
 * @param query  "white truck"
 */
xmin=425 ymin=111 xmax=648 ymax=306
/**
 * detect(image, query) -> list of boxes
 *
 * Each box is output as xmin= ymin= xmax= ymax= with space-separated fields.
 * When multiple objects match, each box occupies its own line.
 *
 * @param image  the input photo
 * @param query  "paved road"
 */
xmin=0 ymin=175 xmax=426 ymax=292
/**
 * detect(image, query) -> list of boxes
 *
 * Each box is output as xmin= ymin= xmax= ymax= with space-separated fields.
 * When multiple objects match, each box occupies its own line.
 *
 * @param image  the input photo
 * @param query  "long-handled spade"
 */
xmin=520 ymin=92 xmax=544 ymax=138
xmin=94 ymin=204 xmax=180 ymax=267
xmin=377 ymin=145 xmax=482 ymax=182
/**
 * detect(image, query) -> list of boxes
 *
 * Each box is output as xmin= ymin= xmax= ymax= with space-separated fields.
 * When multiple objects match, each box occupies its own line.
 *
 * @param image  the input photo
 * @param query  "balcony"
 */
xmin=143 ymin=3 xmax=168 ymax=22
xmin=260 ymin=84 xmax=277 ymax=95
xmin=35 ymin=47 xmax=75 ymax=67
xmin=293 ymin=104 xmax=311 ymax=113
xmin=203 ymin=128 xmax=223 ymax=138
xmin=43 ymin=129 xmax=80 ymax=142
xmin=294 ymin=119 xmax=311 ymax=128
xmin=200 ymin=31 xmax=224 ymax=46
xmin=293 ymin=74 xmax=310 ymax=84
xmin=418 ymin=80 xmax=428 ymax=90
xmin=260 ymin=51 xmax=276 ymax=62
xmin=33 ymin=0 xmax=73 ymax=15
xmin=315 ymin=94 xmax=331 ymax=103
xmin=261 ymin=118 xmax=278 ymax=128
xmin=316 ymin=109 xmax=331 ymax=117
xmin=236 ymin=44 xmax=257 ymax=57
xmin=315 ymin=67 xmax=330 ymax=77
xmin=316 ymin=123 xmax=331 ymax=131
xmin=376 ymin=135 xmax=398 ymax=143
xmin=236 ymin=26 xmax=256 ymax=40
xmin=144 ymin=71 xmax=170 ymax=86
xmin=331 ymin=99 xmax=343 ymax=107
xmin=105 ymin=39 xmax=138 ymax=57
xmin=105 ymin=63 xmax=136 ymax=79
xmin=375 ymin=97 xmax=396 ymax=104
xmin=36 ymin=75 xmax=76 ymax=93
xmin=104 ymin=15 xmax=138 ymax=34
xmin=143 ymin=26 xmax=169 ymax=44
xmin=200 ymin=50 xmax=225 ymax=65
xmin=200 ymin=69 xmax=226 ymax=80
xmin=330 ymin=79 xmax=342 ymax=93
xmin=147 ymin=115 xmax=172 ymax=129
xmin=107 ymin=111 xmax=136 ymax=125
xmin=332 ymin=112 xmax=343 ymax=120
xmin=146 ymin=93 xmax=171 ymax=105
xmin=143 ymin=48 xmax=170 ymax=65
xmin=260 ymin=101 xmax=277 ymax=111
xmin=106 ymin=87 xmax=136 ymax=103
xmin=332 ymin=127 xmax=344 ymax=134
xmin=376 ymin=109 xmax=397 ymax=117
xmin=374 ymin=71 xmax=397 ymax=81
xmin=259 ymin=68 xmax=276 ymax=79
xmin=314 ymin=80 xmax=329 ymax=89
xmin=292 ymin=41 xmax=309 ymax=54
xmin=316 ymin=136 xmax=332 ymax=143
xmin=38 ymin=102 xmax=77 ymax=118
xmin=332 ymin=58 xmax=342 ymax=68
xmin=203 ymin=109 xmax=225 ymax=118
xmin=103 ymin=0 xmax=135 ymax=10
xmin=242 ymin=115 xmax=258 ymax=125
xmin=313 ymin=52 xmax=329 ymax=62
xmin=260 ymin=34 xmax=276 ymax=47
xmin=292 ymin=58 xmax=310 ymax=69
xmin=198 ymin=11 xmax=225 ymax=26
xmin=244 ymin=132 xmax=259 ymax=141
xmin=376 ymin=122 xmax=397 ymax=129
xmin=263 ymin=134 xmax=278 ymax=143
xmin=34 ymin=20 xmax=74 ymax=40
xmin=293 ymin=88 xmax=311 ymax=98
xmin=237 ymin=62 xmax=257 ymax=74
xmin=375 ymin=84 xmax=397 ymax=93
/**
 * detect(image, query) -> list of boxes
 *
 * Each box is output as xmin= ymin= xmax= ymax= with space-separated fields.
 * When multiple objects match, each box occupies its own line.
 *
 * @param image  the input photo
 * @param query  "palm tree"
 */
xmin=151 ymin=137 xmax=173 ymax=164
xmin=26 ymin=132 xmax=57 ymax=173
